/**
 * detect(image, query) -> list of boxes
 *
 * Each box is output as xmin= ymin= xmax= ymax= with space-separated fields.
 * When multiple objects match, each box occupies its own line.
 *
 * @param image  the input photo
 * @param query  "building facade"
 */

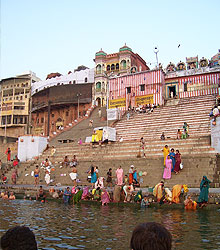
xmin=94 ymin=44 xmax=149 ymax=107
xmin=108 ymin=51 xmax=220 ymax=111
xmin=108 ymin=69 xmax=165 ymax=110
xmin=165 ymin=52 xmax=220 ymax=100
xmin=0 ymin=71 xmax=41 ymax=139
xmin=31 ymin=69 xmax=94 ymax=136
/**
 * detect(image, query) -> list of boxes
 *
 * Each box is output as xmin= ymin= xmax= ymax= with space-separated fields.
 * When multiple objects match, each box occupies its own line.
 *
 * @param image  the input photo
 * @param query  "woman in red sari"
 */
xmin=5 ymin=148 xmax=11 ymax=162
xmin=174 ymin=150 xmax=181 ymax=174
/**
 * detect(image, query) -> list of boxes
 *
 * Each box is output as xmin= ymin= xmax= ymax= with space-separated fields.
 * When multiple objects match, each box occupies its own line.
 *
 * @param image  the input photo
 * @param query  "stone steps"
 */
xmin=114 ymin=95 xmax=215 ymax=141
xmin=10 ymin=154 xmax=217 ymax=188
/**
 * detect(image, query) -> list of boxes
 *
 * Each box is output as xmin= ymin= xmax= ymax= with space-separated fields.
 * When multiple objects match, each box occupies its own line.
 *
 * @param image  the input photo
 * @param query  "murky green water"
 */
xmin=0 ymin=200 xmax=220 ymax=250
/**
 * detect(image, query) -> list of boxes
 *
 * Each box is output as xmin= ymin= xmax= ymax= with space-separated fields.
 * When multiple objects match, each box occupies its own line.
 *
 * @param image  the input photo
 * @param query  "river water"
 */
xmin=0 ymin=200 xmax=220 ymax=250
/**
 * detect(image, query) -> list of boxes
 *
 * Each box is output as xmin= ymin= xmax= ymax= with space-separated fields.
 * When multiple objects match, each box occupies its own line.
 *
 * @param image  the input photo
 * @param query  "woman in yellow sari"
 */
xmin=172 ymin=184 xmax=189 ymax=203
xmin=153 ymin=181 xmax=164 ymax=202
xmin=162 ymin=145 xmax=169 ymax=166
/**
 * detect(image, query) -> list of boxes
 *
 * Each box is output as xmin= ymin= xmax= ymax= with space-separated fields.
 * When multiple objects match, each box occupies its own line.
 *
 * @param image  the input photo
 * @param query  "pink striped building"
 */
xmin=109 ymin=69 xmax=165 ymax=110
xmin=165 ymin=68 xmax=220 ymax=99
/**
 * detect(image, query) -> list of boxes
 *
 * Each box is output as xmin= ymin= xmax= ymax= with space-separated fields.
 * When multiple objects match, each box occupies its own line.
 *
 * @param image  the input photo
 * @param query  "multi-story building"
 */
xmin=94 ymin=44 xmax=149 ymax=107
xmin=31 ymin=68 xmax=94 ymax=136
xmin=165 ymin=52 xmax=220 ymax=100
xmin=108 ymin=51 xmax=220 ymax=111
xmin=108 ymin=69 xmax=165 ymax=110
xmin=0 ymin=71 xmax=41 ymax=140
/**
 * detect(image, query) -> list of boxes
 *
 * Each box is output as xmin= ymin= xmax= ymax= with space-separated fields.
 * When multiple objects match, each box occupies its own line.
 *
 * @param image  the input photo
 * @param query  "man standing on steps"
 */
xmin=34 ymin=165 xmax=40 ymax=186
xmin=98 ymin=108 xmax=102 ymax=118
xmin=70 ymin=166 xmax=77 ymax=186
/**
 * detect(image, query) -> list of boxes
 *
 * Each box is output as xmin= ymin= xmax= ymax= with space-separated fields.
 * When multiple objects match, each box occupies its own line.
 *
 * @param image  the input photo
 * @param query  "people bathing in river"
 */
xmin=153 ymin=181 xmax=165 ymax=202
xmin=63 ymin=187 xmax=71 ymax=204
xmin=198 ymin=176 xmax=211 ymax=207
xmin=36 ymin=186 xmax=46 ymax=202
xmin=141 ymin=196 xmax=149 ymax=208
xmin=9 ymin=191 xmax=16 ymax=200
xmin=172 ymin=184 xmax=184 ymax=204
xmin=184 ymin=195 xmax=197 ymax=210
xmin=101 ymin=189 xmax=110 ymax=206
xmin=130 ymin=222 xmax=172 ymax=250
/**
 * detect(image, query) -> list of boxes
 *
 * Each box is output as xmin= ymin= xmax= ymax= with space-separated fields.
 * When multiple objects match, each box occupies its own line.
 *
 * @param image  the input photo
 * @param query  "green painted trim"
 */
xmin=119 ymin=47 xmax=132 ymax=52
xmin=95 ymin=52 xmax=106 ymax=56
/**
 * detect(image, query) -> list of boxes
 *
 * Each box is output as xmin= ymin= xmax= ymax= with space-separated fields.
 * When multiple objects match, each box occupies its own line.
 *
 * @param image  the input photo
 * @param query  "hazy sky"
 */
xmin=1 ymin=0 xmax=219 ymax=80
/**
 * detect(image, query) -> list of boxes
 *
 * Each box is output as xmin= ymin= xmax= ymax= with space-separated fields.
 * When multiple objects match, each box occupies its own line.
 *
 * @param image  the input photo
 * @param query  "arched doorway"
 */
xmin=96 ymin=97 xmax=101 ymax=107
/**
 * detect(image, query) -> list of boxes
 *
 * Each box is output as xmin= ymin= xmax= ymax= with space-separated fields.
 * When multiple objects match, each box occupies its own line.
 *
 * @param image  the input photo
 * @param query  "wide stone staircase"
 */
xmin=50 ymin=107 xmax=108 ymax=146
xmin=5 ymin=136 xmax=219 ymax=188
xmin=114 ymin=95 xmax=216 ymax=141
xmin=3 ymin=95 xmax=219 ymax=189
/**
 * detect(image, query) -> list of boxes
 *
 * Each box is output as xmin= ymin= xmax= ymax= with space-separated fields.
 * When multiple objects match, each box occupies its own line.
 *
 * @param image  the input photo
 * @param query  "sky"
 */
xmin=1 ymin=0 xmax=220 ymax=80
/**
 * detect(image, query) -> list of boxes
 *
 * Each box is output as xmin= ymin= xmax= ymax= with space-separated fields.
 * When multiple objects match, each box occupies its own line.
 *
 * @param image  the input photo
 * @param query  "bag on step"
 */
xmin=180 ymin=162 xmax=183 ymax=170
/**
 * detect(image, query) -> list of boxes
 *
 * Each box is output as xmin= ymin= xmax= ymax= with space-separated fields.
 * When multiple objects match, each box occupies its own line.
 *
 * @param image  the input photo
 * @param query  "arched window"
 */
xmin=107 ymin=65 xmax=110 ymax=71
xmin=116 ymin=63 xmax=119 ymax=70
xmin=96 ymin=64 xmax=101 ymax=74
xmin=121 ymin=60 xmax=126 ymax=69
xmin=85 ymin=77 xmax=88 ymax=83
xmin=111 ymin=64 xmax=115 ymax=71
xmin=96 ymin=82 xmax=101 ymax=91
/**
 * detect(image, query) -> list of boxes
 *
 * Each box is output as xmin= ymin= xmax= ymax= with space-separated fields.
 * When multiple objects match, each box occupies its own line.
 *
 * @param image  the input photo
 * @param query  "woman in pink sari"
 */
xmin=163 ymin=155 xmax=172 ymax=179
xmin=101 ymin=189 xmax=110 ymax=206
xmin=116 ymin=166 xmax=124 ymax=186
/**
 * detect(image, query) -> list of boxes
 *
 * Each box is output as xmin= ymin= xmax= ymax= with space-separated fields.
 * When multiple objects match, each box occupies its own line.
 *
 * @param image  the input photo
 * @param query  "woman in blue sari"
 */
xmin=169 ymin=148 xmax=175 ymax=172
xmin=90 ymin=166 xmax=97 ymax=189
xmin=198 ymin=176 xmax=211 ymax=206
xmin=63 ymin=187 xmax=71 ymax=204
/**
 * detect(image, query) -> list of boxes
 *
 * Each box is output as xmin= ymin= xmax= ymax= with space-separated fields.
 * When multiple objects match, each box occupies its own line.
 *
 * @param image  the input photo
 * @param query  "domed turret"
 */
xmin=119 ymin=43 xmax=132 ymax=52
xmin=95 ymin=48 xmax=107 ymax=57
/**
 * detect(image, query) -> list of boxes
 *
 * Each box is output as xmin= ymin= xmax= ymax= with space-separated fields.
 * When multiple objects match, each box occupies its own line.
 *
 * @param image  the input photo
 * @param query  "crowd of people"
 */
xmin=162 ymin=145 xmax=182 ymax=179
xmin=0 ymin=148 xmax=19 ymax=185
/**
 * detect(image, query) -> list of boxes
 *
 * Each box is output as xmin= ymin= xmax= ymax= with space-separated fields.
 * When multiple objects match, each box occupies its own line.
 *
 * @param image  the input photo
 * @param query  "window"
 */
xmin=85 ymin=77 xmax=88 ymax=83
xmin=121 ymin=60 xmax=126 ymax=69
xmin=41 ymin=117 xmax=44 ymax=123
xmin=20 ymin=96 xmax=23 ymax=100
xmin=107 ymin=65 xmax=110 ymax=71
xmin=184 ymin=82 xmax=187 ymax=92
xmin=127 ymin=87 xmax=131 ymax=94
xmin=25 ymin=95 xmax=27 ymax=98
xmin=111 ymin=64 xmax=115 ymax=71
xmin=96 ymin=82 xmax=101 ymax=90
xmin=52 ymin=114 xmax=55 ymax=118
xmin=73 ymin=80 xmax=76 ymax=84
xmin=66 ymin=111 xmax=69 ymax=117
xmin=116 ymin=63 xmax=119 ymax=70
xmin=96 ymin=64 xmax=101 ymax=74
xmin=140 ymin=84 xmax=145 ymax=91
xmin=37 ymin=118 xmax=39 ymax=124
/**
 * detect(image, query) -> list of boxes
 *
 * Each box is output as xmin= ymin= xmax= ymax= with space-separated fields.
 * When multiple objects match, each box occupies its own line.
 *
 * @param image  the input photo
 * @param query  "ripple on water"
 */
xmin=44 ymin=237 xmax=62 ymax=241
xmin=55 ymin=244 xmax=82 ymax=249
